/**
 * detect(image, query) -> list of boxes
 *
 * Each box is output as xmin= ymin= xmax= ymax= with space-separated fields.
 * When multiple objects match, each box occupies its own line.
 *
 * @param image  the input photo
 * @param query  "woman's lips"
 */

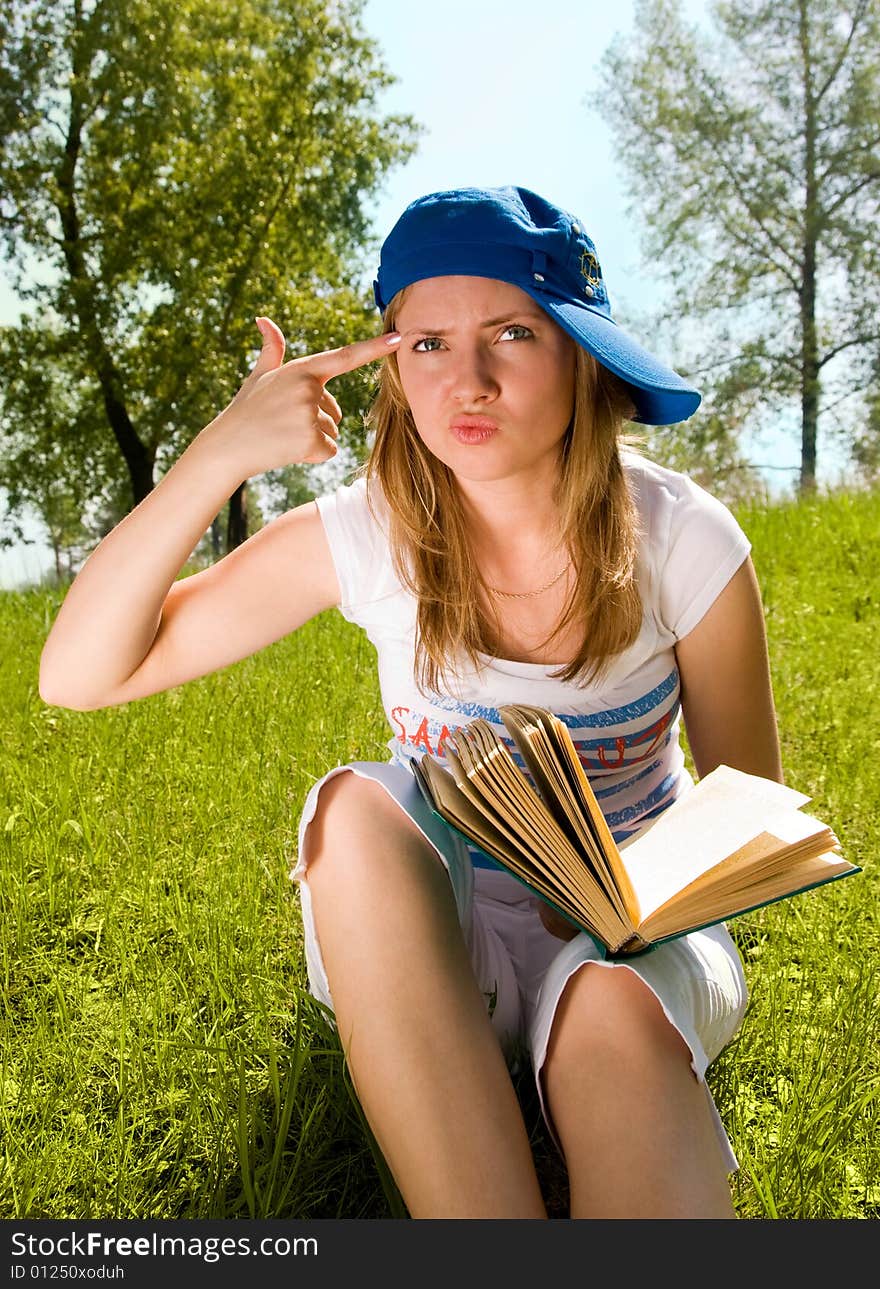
xmin=450 ymin=417 xmax=498 ymax=444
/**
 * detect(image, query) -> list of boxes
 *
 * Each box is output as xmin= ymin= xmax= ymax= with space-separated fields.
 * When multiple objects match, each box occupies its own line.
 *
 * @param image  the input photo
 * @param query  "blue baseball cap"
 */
xmin=373 ymin=185 xmax=701 ymax=427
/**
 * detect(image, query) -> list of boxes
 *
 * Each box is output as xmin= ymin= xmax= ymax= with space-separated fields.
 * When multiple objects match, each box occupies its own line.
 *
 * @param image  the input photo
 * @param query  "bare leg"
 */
xmin=303 ymin=771 xmax=546 ymax=1218
xmin=542 ymin=963 xmax=736 ymax=1218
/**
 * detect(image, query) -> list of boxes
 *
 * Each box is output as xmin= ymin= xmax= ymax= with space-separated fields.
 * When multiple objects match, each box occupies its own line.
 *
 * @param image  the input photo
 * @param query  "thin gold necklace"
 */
xmin=487 ymin=559 xmax=572 ymax=599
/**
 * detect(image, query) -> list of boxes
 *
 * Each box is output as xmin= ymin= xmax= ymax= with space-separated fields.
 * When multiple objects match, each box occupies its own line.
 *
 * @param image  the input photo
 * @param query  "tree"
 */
xmin=0 ymin=0 xmax=419 ymax=561
xmin=0 ymin=318 xmax=125 ymax=568
xmin=851 ymin=365 xmax=880 ymax=486
xmin=598 ymin=0 xmax=880 ymax=493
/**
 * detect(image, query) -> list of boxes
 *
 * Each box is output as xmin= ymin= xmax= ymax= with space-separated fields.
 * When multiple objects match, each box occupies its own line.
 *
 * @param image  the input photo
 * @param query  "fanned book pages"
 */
xmin=410 ymin=704 xmax=859 ymax=958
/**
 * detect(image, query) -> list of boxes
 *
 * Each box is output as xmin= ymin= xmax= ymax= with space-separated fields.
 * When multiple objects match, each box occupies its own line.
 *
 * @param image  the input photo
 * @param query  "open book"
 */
xmin=411 ymin=704 xmax=859 ymax=957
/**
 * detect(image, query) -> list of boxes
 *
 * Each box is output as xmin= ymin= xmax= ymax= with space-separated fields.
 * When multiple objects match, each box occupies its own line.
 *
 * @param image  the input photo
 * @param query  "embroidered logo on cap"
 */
xmin=579 ymin=247 xmax=602 ymax=300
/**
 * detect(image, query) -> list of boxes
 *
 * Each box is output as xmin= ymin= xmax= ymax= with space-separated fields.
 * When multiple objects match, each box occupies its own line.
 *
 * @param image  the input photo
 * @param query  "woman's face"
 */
xmin=393 ymin=275 xmax=576 ymax=487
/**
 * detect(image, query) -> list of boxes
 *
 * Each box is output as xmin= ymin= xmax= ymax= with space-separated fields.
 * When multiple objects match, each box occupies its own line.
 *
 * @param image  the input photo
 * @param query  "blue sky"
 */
xmin=0 ymin=0 xmax=836 ymax=587
xmin=361 ymin=0 xmax=679 ymax=320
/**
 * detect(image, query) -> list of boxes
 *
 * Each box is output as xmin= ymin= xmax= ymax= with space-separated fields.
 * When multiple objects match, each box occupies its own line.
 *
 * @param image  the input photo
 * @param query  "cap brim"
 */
xmin=524 ymin=293 xmax=701 ymax=426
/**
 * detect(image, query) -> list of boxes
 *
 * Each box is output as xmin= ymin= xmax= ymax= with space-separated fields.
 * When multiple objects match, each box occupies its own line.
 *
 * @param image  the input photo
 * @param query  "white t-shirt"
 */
xmin=315 ymin=450 xmax=751 ymax=868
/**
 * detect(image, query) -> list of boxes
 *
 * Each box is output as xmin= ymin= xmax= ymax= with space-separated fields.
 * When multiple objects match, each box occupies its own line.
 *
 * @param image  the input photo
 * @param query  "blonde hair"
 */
xmin=362 ymin=286 xmax=645 ymax=694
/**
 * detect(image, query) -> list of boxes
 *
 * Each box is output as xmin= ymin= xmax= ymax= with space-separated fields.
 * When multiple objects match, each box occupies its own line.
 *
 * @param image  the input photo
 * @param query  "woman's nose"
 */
xmin=448 ymin=347 xmax=500 ymax=403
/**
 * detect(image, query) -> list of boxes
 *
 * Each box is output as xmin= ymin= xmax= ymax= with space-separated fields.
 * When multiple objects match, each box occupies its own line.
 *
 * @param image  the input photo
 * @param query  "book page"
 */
xmin=413 ymin=752 xmax=550 ymax=879
xmin=500 ymin=705 xmax=642 ymax=920
xmin=494 ymin=709 xmax=629 ymax=921
xmin=414 ymin=749 xmax=633 ymax=948
xmin=453 ymin=726 xmax=589 ymax=885
xmin=640 ymin=850 xmax=857 ymax=943
xmin=621 ymin=765 xmax=832 ymax=918
xmin=453 ymin=725 xmax=627 ymax=928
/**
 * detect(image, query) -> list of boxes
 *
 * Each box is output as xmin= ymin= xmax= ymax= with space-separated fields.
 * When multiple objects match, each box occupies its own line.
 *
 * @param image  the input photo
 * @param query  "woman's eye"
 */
xmin=412 ymin=336 xmax=444 ymax=352
xmin=500 ymin=324 xmax=533 ymax=341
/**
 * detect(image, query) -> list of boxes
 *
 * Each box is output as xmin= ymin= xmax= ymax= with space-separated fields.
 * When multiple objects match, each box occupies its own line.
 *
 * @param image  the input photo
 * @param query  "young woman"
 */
xmin=39 ymin=185 xmax=782 ymax=1219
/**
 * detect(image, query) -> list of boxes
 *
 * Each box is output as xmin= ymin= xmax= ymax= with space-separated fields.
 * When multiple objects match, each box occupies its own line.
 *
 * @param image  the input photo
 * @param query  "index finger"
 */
xmin=305 ymin=331 xmax=402 ymax=381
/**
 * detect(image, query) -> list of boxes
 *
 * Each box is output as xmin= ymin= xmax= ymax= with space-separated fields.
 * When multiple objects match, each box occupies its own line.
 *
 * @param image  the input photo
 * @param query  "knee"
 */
xmin=304 ymin=771 xmax=390 ymax=876
xmin=299 ymin=771 xmax=466 ymax=987
xmin=303 ymin=770 xmax=445 ymax=900
xmin=308 ymin=769 xmax=377 ymax=840
xmin=544 ymin=964 xmax=691 ymax=1082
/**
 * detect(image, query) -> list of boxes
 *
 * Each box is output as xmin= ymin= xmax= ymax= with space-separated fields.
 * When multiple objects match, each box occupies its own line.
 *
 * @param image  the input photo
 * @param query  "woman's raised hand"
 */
xmin=207 ymin=317 xmax=401 ymax=479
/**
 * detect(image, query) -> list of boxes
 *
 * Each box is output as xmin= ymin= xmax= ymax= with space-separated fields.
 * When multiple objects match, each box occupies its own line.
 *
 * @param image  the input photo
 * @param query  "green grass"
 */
xmin=1 ymin=487 xmax=878 ymax=1219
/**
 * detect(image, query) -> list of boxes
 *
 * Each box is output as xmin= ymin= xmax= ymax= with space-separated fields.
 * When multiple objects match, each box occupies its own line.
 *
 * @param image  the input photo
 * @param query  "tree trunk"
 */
xmin=800 ymin=303 xmax=820 ymax=495
xmin=56 ymin=7 xmax=155 ymax=508
xmin=798 ymin=0 xmax=819 ymax=496
xmin=98 ymin=385 xmax=155 ymax=505
xmin=799 ymin=197 xmax=820 ymax=494
xmin=226 ymin=481 xmax=248 ymax=549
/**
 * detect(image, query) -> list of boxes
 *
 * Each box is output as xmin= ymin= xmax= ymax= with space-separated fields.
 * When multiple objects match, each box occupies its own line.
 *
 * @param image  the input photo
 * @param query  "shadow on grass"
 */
xmin=214 ymin=990 xmax=571 ymax=1220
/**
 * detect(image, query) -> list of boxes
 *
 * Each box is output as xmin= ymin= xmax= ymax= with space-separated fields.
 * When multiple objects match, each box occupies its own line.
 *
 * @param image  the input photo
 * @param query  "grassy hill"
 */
xmin=1 ymin=487 xmax=877 ymax=1219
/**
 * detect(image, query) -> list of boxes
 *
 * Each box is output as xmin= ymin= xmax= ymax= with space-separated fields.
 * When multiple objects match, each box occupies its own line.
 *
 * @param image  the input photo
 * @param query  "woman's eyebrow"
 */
xmin=400 ymin=310 xmax=546 ymax=337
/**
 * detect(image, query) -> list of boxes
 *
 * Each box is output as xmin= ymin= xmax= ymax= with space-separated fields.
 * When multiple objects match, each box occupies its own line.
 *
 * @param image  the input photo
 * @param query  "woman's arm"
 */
xmin=674 ymin=556 xmax=783 ymax=783
xmin=39 ymin=321 xmax=399 ymax=711
xmin=40 ymin=498 xmax=343 ymax=711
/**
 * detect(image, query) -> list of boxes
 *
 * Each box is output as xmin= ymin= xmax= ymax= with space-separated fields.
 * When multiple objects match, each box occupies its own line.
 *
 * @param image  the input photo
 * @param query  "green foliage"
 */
xmin=1 ymin=596 xmax=395 ymax=1217
xmin=2 ymin=488 xmax=878 ymax=1218
xmin=851 ymin=373 xmax=880 ymax=487
xmin=0 ymin=319 xmax=130 ymax=557
xmin=599 ymin=0 xmax=880 ymax=492
xmin=0 ymin=0 xmax=420 ymax=548
xmin=719 ymin=487 xmax=880 ymax=1216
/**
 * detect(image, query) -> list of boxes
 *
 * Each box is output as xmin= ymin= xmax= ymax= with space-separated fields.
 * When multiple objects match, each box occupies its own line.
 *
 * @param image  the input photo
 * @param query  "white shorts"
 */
xmin=290 ymin=761 xmax=749 ymax=1174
